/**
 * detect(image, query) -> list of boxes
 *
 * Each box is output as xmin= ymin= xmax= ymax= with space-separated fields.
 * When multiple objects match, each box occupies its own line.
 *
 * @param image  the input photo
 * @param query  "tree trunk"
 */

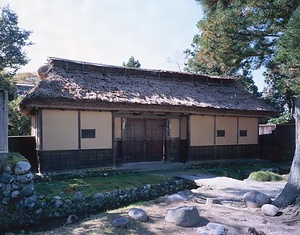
xmin=273 ymin=98 xmax=300 ymax=208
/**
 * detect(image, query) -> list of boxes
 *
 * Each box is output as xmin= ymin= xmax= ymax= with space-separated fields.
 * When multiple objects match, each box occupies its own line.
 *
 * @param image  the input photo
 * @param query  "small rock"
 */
xmin=165 ymin=206 xmax=201 ymax=227
xmin=207 ymin=222 xmax=228 ymax=235
xmin=196 ymin=227 xmax=210 ymax=235
xmin=11 ymin=190 xmax=20 ymax=198
xmin=24 ymin=195 xmax=37 ymax=209
xmin=16 ymin=172 xmax=34 ymax=184
xmin=66 ymin=214 xmax=79 ymax=225
xmin=4 ymin=165 xmax=13 ymax=174
xmin=2 ymin=173 xmax=14 ymax=183
xmin=243 ymin=191 xmax=271 ymax=208
xmin=20 ymin=183 xmax=35 ymax=197
xmin=261 ymin=204 xmax=279 ymax=216
xmin=197 ymin=222 xmax=228 ymax=235
xmin=14 ymin=161 xmax=31 ymax=175
xmin=206 ymin=198 xmax=221 ymax=205
xmin=2 ymin=197 xmax=10 ymax=205
xmin=112 ymin=217 xmax=130 ymax=228
xmin=74 ymin=191 xmax=84 ymax=200
xmin=12 ymin=182 xmax=22 ymax=190
xmin=54 ymin=199 xmax=64 ymax=208
xmin=165 ymin=192 xmax=190 ymax=203
xmin=94 ymin=193 xmax=105 ymax=202
xmin=128 ymin=208 xmax=147 ymax=221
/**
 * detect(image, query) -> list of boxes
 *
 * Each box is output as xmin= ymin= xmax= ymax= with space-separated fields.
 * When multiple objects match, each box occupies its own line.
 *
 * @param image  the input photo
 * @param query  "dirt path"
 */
xmin=31 ymin=174 xmax=300 ymax=235
xmin=180 ymin=173 xmax=286 ymax=201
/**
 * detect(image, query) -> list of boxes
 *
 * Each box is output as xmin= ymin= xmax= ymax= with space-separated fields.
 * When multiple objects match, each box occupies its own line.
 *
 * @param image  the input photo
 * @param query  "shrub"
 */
xmin=249 ymin=171 xmax=284 ymax=181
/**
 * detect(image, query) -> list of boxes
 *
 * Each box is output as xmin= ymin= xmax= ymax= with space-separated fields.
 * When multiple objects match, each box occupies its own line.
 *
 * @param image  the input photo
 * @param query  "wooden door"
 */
xmin=145 ymin=119 xmax=164 ymax=161
xmin=122 ymin=119 xmax=145 ymax=163
xmin=122 ymin=118 xmax=165 ymax=163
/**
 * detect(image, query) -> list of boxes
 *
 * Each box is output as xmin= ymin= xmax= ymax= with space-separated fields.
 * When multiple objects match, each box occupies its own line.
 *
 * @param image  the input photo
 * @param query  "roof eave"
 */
xmin=20 ymin=100 xmax=277 ymax=118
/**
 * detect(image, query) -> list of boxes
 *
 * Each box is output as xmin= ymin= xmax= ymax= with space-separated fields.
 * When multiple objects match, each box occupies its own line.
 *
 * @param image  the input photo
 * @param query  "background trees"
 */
xmin=272 ymin=6 xmax=300 ymax=210
xmin=0 ymin=5 xmax=32 ymax=99
xmin=0 ymin=5 xmax=32 ymax=135
xmin=122 ymin=56 xmax=141 ymax=68
xmin=185 ymin=0 xmax=300 ymax=114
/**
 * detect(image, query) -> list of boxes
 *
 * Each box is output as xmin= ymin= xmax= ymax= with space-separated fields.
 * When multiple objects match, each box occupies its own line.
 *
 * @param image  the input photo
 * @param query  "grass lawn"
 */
xmin=34 ymin=172 xmax=170 ymax=199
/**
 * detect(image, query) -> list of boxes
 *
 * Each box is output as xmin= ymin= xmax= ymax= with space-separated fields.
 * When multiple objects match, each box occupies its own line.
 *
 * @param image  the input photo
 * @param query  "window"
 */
xmin=81 ymin=129 xmax=96 ymax=138
xmin=240 ymin=130 xmax=247 ymax=137
xmin=217 ymin=130 xmax=225 ymax=137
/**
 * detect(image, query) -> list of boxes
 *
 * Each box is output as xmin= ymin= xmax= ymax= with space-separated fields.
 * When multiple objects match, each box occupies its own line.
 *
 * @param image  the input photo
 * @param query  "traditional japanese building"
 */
xmin=20 ymin=58 xmax=276 ymax=172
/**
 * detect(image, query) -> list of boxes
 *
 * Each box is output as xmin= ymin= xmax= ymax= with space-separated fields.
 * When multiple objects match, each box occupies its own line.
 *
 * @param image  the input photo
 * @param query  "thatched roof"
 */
xmin=20 ymin=57 xmax=276 ymax=117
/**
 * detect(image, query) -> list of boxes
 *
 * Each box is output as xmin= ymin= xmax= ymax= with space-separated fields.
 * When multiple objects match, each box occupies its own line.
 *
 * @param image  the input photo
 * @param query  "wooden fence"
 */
xmin=259 ymin=124 xmax=295 ymax=162
xmin=8 ymin=136 xmax=38 ymax=172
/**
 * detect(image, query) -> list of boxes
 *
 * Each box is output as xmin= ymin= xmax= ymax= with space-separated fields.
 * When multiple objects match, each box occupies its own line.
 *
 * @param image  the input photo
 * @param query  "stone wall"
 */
xmin=0 ymin=153 xmax=38 ymax=228
xmin=0 ymin=154 xmax=191 ymax=230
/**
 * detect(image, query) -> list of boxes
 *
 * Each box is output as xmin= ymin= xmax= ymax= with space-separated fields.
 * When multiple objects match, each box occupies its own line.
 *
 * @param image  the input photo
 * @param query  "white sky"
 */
xmin=1 ymin=0 xmax=265 ymax=90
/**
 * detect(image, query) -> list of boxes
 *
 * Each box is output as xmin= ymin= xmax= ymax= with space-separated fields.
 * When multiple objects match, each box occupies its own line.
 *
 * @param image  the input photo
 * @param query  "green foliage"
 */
xmin=275 ymin=6 xmax=300 ymax=69
xmin=0 ymin=5 xmax=32 ymax=100
xmin=0 ymin=5 xmax=32 ymax=72
xmin=187 ymin=0 xmax=300 ymax=109
xmin=0 ymin=152 xmax=28 ymax=170
xmin=187 ymin=0 xmax=298 ymax=74
xmin=122 ymin=56 xmax=141 ymax=68
xmin=0 ymin=72 xmax=16 ymax=100
xmin=249 ymin=171 xmax=284 ymax=181
xmin=266 ymin=6 xmax=300 ymax=114
xmin=268 ymin=112 xmax=294 ymax=124
xmin=8 ymin=96 xmax=31 ymax=136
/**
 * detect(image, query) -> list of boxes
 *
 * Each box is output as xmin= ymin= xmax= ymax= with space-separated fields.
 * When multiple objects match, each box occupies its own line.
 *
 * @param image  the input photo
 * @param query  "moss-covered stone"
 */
xmin=0 ymin=152 xmax=28 ymax=171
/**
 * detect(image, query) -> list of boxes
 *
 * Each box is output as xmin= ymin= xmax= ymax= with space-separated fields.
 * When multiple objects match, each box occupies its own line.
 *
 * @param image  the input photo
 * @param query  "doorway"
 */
xmin=122 ymin=118 xmax=165 ymax=163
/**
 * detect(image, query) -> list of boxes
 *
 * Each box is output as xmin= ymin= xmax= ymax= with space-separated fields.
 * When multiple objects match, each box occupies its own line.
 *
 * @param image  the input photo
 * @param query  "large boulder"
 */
xmin=112 ymin=217 xmax=130 ymax=228
xmin=165 ymin=206 xmax=201 ymax=227
xmin=243 ymin=191 xmax=271 ymax=208
xmin=261 ymin=204 xmax=279 ymax=216
xmin=128 ymin=208 xmax=147 ymax=221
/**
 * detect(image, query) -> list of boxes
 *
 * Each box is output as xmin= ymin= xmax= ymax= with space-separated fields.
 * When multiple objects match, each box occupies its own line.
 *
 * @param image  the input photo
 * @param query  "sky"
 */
xmin=1 ymin=0 xmax=265 ymax=90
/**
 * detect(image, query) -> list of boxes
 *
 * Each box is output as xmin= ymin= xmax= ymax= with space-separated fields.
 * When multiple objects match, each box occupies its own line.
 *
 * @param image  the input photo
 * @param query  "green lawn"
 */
xmin=34 ymin=172 xmax=169 ymax=198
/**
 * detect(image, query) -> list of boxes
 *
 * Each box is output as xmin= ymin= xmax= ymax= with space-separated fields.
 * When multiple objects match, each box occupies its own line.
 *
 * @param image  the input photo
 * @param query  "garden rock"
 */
xmin=14 ymin=161 xmax=31 ymax=175
xmin=20 ymin=183 xmax=35 ymax=197
xmin=261 ymin=204 xmax=279 ymax=216
xmin=197 ymin=222 xmax=228 ymax=235
xmin=165 ymin=206 xmax=201 ymax=227
xmin=11 ymin=190 xmax=20 ymax=198
xmin=24 ymin=195 xmax=37 ymax=209
xmin=128 ymin=208 xmax=147 ymax=221
xmin=74 ymin=191 xmax=84 ymax=201
xmin=66 ymin=214 xmax=79 ymax=225
xmin=165 ymin=190 xmax=191 ymax=203
xmin=20 ymin=183 xmax=34 ymax=197
xmin=2 ymin=173 xmax=14 ymax=183
xmin=94 ymin=193 xmax=104 ymax=202
xmin=243 ymin=191 xmax=271 ymax=208
xmin=16 ymin=172 xmax=34 ymax=183
xmin=112 ymin=217 xmax=130 ymax=228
